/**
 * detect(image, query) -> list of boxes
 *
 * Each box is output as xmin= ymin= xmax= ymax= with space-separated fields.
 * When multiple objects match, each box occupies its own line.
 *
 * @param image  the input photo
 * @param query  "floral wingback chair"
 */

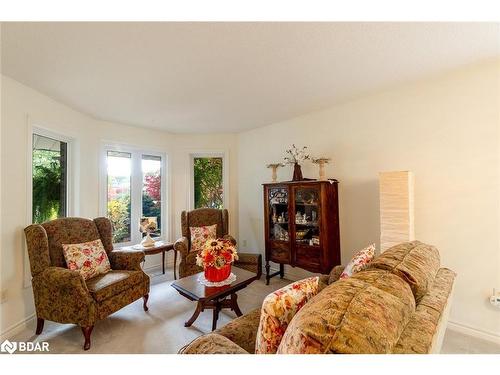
xmin=24 ymin=217 xmax=150 ymax=350
xmin=174 ymin=208 xmax=262 ymax=278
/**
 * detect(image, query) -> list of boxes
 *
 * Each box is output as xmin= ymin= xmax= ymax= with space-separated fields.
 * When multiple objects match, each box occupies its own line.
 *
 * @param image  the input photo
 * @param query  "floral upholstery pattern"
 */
xmin=32 ymin=266 xmax=97 ymax=327
xmin=256 ymin=277 xmax=320 ymax=354
xmin=215 ymin=308 xmax=261 ymax=353
xmin=393 ymin=268 xmax=456 ymax=353
xmin=181 ymin=242 xmax=455 ymax=355
xmin=367 ymin=240 xmax=440 ymax=302
xmin=62 ymin=239 xmax=111 ymax=280
xmin=180 ymin=333 xmax=248 ymax=354
xmin=96 ymin=280 xmax=149 ymax=321
xmin=328 ymin=264 xmax=346 ymax=284
xmin=180 ymin=242 xmax=455 ymax=355
xmin=277 ymin=269 xmax=416 ymax=354
xmin=176 ymin=209 xmax=261 ymax=279
xmin=24 ymin=217 xmax=150 ymax=338
xmin=108 ymin=249 xmax=145 ymax=271
xmin=41 ymin=218 xmax=104 ymax=268
xmin=190 ymin=224 xmax=217 ymax=254
xmin=86 ymin=270 xmax=146 ymax=302
xmin=339 ymin=243 xmax=375 ymax=279
xmin=181 ymin=208 xmax=229 ymax=239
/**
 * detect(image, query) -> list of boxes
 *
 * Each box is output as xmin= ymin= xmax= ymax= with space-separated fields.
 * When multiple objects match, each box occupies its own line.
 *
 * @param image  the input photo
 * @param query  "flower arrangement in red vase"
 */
xmin=196 ymin=238 xmax=238 ymax=282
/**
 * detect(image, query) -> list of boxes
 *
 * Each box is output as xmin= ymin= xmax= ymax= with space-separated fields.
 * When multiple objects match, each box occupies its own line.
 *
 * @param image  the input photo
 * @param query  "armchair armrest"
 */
xmin=328 ymin=265 xmax=346 ymax=284
xmin=32 ymin=267 xmax=95 ymax=325
xmin=108 ymin=249 xmax=145 ymax=271
xmin=234 ymin=253 xmax=262 ymax=278
xmin=179 ymin=333 xmax=249 ymax=354
xmin=174 ymin=236 xmax=189 ymax=257
xmin=223 ymin=234 xmax=237 ymax=246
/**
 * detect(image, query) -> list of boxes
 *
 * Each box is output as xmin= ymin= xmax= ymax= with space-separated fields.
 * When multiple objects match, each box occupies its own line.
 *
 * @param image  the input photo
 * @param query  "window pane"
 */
xmin=193 ymin=157 xmax=223 ymax=209
xmin=141 ymin=155 xmax=162 ymax=238
xmin=32 ymin=134 xmax=67 ymax=223
xmin=107 ymin=151 xmax=132 ymax=243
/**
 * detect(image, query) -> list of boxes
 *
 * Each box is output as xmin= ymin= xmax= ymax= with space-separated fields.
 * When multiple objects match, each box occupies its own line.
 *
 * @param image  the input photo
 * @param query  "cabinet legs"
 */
xmin=265 ymin=261 xmax=271 ymax=285
xmin=266 ymin=261 xmax=284 ymax=285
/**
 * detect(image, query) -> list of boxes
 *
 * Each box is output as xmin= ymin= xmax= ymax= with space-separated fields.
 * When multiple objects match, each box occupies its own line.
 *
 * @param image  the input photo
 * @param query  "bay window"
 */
xmin=103 ymin=147 xmax=166 ymax=245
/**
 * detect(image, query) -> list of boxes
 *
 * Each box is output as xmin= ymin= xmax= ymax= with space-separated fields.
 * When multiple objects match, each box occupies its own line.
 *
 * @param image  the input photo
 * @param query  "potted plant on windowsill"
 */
xmin=196 ymin=238 xmax=239 ymax=282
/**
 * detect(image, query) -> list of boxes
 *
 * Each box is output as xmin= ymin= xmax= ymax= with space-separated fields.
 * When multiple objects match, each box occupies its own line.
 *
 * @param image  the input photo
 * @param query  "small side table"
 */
xmin=121 ymin=241 xmax=177 ymax=279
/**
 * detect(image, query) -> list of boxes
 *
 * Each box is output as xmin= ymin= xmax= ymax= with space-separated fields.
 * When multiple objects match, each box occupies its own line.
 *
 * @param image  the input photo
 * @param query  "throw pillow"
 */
xmin=339 ymin=243 xmax=376 ymax=279
xmin=62 ymin=239 xmax=111 ymax=280
xmin=190 ymin=224 xmax=217 ymax=253
xmin=255 ymin=276 xmax=320 ymax=354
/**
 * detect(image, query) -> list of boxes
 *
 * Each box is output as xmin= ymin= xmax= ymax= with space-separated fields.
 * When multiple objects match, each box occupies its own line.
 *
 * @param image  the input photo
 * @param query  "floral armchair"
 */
xmin=174 ymin=208 xmax=262 ymax=278
xmin=24 ymin=217 xmax=150 ymax=350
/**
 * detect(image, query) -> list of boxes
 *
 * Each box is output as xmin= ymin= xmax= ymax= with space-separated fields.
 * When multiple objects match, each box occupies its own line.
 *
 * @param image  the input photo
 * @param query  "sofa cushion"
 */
xmin=86 ymin=270 xmax=144 ymax=302
xmin=62 ymin=239 xmax=111 ymax=280
xmin=180 ymin=333 xmax=248 ymax=354
xmin=215 ymin=308 xmax=261 ymax=353
xmin=277 ymin=269 xmax=416 ymax=354
xmin=367 ymin=241 xmax=440 ymax=302
xmin=256 ymin=277 xmax=320 ymax=354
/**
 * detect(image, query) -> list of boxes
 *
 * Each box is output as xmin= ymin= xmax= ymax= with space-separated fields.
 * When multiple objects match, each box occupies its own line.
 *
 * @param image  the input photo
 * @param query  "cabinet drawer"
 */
xmin=295 ymin=245 xmax=321 ymax=268
xmin=269 ymin=241 xmax=290 ymax=263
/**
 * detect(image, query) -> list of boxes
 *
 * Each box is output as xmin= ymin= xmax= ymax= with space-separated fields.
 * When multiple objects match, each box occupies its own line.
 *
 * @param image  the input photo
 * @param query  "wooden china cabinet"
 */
xmin=263 ymin=180 xmax=341 ymax=284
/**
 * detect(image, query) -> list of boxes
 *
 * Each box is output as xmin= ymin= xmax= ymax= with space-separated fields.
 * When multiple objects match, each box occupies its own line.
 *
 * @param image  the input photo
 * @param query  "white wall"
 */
xmin=0 ymin=75 xmax=239 ymax=337
xmin=2 ymin=59 xmax=499 ymax=342
xmin=238 ymin=60 xmax=500 ymax=339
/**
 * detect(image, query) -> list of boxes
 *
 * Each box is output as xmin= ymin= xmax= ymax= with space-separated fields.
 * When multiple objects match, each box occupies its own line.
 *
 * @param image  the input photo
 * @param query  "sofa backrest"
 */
xmin=393 ymin=267 xmax=456 ymax=353
xmin=367 ymin=241 xmax=440 ymax=302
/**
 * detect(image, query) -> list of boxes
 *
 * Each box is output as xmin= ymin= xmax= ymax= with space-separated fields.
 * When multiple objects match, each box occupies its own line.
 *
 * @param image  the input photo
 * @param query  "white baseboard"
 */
xmin=0 ymin=313 xmax=36 ymax=341
xmin=447 ymin=321 xmax=500 ymax=345
xmin=0 ymin=260 xmax=177 ymax=341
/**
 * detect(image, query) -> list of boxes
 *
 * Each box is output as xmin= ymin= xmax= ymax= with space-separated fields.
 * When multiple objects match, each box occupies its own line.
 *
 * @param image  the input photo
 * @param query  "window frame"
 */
xmin=25 ymin=122 xmax=77 ymax=289
xmin=99 ymin=143 xmax=169 ymax=247
xmin=27 ymin=125 xmax=76 ymax=225
xmin=189 ymin=151 xmax=229 ymax=210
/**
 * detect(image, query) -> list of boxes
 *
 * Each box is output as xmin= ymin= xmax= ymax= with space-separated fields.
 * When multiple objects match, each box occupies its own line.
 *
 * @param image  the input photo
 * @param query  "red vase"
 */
xmin=204 ymin=263 xmax=232 ymax=282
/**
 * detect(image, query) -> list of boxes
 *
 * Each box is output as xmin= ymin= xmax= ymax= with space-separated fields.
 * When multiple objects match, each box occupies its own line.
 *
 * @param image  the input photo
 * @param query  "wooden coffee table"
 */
xmin=172 ymin=267 xmax=258 ymax=331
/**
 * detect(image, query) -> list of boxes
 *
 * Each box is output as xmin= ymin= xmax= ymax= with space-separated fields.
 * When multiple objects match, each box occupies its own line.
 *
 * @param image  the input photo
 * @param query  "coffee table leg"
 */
xmin=185 ymin=301 xmax=203 ymax=327
xmin=212 ymin=300 xmax=221 ymax=331
xmin=231 ymin=293 xmax=243 ymax=317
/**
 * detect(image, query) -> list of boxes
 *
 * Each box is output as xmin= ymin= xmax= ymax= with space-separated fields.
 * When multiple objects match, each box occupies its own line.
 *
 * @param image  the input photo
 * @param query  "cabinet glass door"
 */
xmin=294 ymin=187 xmax=320 ymax=246
xmin=268 ymin=187 xmax=289 ymax=241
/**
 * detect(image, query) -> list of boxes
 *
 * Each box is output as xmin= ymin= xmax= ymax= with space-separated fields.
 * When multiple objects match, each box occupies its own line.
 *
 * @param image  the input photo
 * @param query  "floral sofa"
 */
xmin=180 ymin=241 xmax=456 ymax=354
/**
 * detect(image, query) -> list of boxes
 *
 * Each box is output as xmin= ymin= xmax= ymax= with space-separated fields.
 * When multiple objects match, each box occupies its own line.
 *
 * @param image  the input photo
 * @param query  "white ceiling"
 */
xmin=1 ymin=22 xmax=499 ymax=134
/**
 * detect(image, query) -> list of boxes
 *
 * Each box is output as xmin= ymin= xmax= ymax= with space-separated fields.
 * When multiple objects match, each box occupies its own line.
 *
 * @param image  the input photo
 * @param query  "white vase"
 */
xmin=141 ymin=232 xmax=155 ymax=247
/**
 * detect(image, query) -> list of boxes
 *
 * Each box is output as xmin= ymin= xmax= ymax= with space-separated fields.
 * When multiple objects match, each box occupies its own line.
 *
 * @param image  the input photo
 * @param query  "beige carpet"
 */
xmin=11 ymin=266 xmax=500 ymax=354
xmin=12 ymin=267 xmax=290 ymax=354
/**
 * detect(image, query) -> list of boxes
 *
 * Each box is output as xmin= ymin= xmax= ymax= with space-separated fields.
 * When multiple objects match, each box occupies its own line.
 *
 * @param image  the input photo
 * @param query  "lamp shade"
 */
xmin=379 ymin=171 xmax=415 ymax=252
